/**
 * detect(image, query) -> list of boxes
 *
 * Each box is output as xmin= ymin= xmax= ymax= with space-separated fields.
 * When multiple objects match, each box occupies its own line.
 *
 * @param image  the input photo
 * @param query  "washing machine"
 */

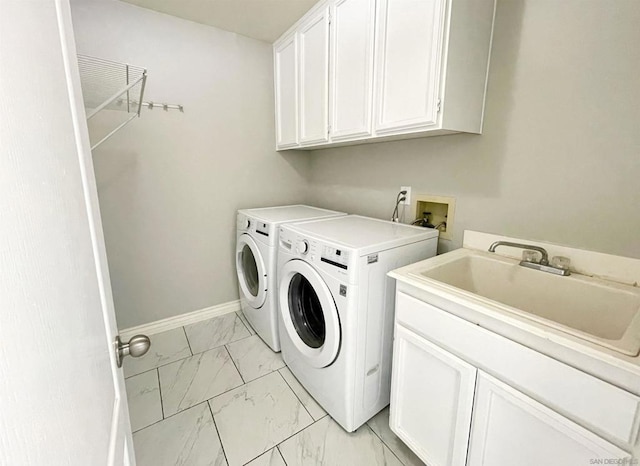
xmin=236 ymin=205 xmax=346 ymax=351
xmin=277 ymin=215 xmax=439 ymax=431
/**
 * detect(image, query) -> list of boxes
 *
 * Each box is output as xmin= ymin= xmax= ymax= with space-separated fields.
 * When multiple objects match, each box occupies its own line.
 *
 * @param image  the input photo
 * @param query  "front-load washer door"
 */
xmin=236 ymin=234 xmax=267 ymax=309
xmin=279 ymin=259 xmax=340 ymax=368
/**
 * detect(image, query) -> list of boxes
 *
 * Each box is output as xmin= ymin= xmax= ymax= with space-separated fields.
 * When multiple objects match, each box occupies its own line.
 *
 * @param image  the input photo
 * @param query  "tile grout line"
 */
xmin=222 ymin=326 xmax=255 ymax=354
xmin=276 ymin=369 xmax=315 ymax=421
xmin=225 ymin=344 xmax=246 ymax=384
xmin=367 ymin=420 xmax=409 ymax=466
xmin=240 ymin=446 xmax=287 ymax=466
xmin=124 ymin=352 xmax=191 ymax=380
xmin=205 ymin=370 xmax=278 ymax=422
xmin=156 ymin=368 xmax=165 ymax=420
xmin=125 ymin=367 xmax=157 ymax=379
xmin=270 ymin=413 xmax=331 ymax=460
xmin=207 ymin=400 xmax=230 ymax=466
xmin=130 ymin=400 xmax=211 ymax=434
xmin=182 ymin=326 xmax=194 ymax=356
xmin=125 ymin=368 xmax=164 ymax=434
xmin=240 ymin=418 xmax=311 ymax=466
xmin=276 ymin=445 xmax=289 ymax=466
xmin=257 ymin=416 xmax=330 ymax=466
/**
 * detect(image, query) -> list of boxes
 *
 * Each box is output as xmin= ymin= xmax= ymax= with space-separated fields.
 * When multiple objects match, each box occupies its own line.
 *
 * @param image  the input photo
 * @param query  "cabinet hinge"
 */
xmin=328 ymin=13 xmax=332 ymax=24
xmin=437 ymin=99 xmax=442 ymax=113
xmin=327 ymin=125 xmax=331 ymax=136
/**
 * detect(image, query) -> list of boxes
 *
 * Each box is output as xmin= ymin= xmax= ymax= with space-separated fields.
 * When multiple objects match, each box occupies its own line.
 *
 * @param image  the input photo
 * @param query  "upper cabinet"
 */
xmin=330 ymin=0 xmax=376 ymax=141
xmin=274 ymin=32 xmax=298 ymax=148
xmin=298 ymin=7 xmax=331 ymax=145
xmin=374 ymin=0 xmax=445 ymax=134
xmin=273 ymin=0 xmax=496 ymax=150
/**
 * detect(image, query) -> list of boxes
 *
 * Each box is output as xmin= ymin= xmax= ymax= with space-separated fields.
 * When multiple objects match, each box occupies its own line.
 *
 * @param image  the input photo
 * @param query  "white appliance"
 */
xmin=277 ymin=215 xmax=439 ymax=432
xmin=236 ymin=205 xmax=346 ymax=351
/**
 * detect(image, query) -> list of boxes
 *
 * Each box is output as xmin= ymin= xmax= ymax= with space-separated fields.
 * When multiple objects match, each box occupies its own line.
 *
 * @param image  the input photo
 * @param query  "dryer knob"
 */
xmin=296 ymin=240 xmax=309 ymax=255
xmin=244 ymin=219 xmax=251 ymax=229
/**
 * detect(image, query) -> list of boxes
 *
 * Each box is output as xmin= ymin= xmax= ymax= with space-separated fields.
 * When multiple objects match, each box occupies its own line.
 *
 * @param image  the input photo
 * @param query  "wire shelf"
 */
xmin=77 ymin=54 xmax=147 ymax=150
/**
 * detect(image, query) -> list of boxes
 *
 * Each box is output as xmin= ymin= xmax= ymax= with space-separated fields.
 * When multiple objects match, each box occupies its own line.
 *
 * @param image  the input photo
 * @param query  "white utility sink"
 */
xmin=410 ymin=250 xmax=640 ymax=356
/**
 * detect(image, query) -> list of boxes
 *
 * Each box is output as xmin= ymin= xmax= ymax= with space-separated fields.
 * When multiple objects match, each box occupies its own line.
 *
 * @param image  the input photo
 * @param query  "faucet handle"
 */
xmin=522 ymin=250 xmax=539 ymax=263
xmin=551 ymin=256 xmax=571 ymax=270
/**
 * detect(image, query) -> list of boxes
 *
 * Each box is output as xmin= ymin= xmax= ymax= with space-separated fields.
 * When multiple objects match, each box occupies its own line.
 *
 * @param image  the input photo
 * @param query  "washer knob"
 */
xmin=244 ymin=218 xmax=251 ymax=229
xmin=296 ymin=240 xmax=309 ymax=255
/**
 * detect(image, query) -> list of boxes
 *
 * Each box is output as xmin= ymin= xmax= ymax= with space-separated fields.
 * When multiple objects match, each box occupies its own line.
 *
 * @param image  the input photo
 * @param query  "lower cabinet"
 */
xmin=390 ymin=325 xmax=476 ymax=466
xmin=467 ymin=372 xmax=628 ymax=466
xmin=390 ymin=323 xmax=631 ymax=466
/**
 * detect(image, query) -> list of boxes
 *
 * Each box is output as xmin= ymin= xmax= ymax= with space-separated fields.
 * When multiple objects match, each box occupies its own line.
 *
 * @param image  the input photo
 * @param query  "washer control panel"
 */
xmin=279 ymin=227 xmax=355 ymax=281
xmin=320 ymin=246 xmax=349 ymax=270
xmin=296 ymin=240 xmax=309 ymax=254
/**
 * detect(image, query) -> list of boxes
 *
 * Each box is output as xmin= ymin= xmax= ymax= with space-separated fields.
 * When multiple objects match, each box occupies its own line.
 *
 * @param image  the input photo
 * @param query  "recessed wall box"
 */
xmin=414 ymin=195 xmax=456 ymax=241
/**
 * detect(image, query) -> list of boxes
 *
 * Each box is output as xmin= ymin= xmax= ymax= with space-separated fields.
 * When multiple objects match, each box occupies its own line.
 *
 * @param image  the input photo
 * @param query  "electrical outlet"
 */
xmin=401 ymin=186 xmax=411 ymax=205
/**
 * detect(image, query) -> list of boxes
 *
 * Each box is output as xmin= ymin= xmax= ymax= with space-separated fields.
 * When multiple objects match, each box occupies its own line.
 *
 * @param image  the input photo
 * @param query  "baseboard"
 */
xmin=119 ymin=299 xmax=241 ymax=340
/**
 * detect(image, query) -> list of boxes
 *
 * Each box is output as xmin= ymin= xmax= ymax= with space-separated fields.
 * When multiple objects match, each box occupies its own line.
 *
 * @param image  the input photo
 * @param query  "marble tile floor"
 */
xmin=124 ymin=311 xmax=424 ymax=466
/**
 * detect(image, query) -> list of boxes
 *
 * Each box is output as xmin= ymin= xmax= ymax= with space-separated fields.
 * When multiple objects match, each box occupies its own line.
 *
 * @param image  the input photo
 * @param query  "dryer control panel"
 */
xmin=237 ymin=213 xmax=277 ymax=246
xmin=236 ymin=213 xmax=252 ymax=231
xmin=255 ymin=221 xmax=270 ymax=237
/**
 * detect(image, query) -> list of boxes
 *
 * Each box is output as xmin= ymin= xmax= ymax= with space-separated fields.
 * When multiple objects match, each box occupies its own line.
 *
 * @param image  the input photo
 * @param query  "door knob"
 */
xmin=115 ymin=334 xmax=151 ymax=368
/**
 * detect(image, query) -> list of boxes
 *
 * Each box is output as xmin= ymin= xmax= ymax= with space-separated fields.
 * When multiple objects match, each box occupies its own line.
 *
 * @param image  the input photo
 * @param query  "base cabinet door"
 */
xmin=390 ymin=325 xmax=476 ymax=466
xmin=468 ymin=372 xmax=630 ymax=466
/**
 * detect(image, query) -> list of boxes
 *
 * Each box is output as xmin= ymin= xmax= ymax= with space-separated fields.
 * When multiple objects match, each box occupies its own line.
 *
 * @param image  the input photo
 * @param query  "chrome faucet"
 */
xmin=488 ymin=241 xmax=570 ymax=276
xmin=488 ymin=241 xmax=550 ymax=265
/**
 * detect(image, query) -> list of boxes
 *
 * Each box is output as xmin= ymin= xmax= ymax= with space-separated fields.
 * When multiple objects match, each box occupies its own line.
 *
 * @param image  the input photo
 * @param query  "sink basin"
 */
xmin=410 ymin=252 xmax=640 ymax=356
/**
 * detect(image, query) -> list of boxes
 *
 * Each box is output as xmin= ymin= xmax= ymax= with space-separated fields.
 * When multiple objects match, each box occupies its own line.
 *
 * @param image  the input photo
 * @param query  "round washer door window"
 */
xmin=236 ymin=234 xmax=267 ymax=309
xmin=288 ymin=273 xmax=325 ymax=348
xmin=279 ymin=259 xmax=340 ymax=368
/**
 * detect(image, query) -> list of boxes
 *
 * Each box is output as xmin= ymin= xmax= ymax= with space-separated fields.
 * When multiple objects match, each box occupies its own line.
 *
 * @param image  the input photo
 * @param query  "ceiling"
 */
xmin=120 ymin=0 xmax=318 ymax=43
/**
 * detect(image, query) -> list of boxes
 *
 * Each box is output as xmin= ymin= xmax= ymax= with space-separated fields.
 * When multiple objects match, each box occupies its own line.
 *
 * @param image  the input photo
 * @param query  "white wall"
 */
xmin=71 ymin=0 xmax=310 ymax=329
xmin=308 ymin=0 xmax=640 ymax=259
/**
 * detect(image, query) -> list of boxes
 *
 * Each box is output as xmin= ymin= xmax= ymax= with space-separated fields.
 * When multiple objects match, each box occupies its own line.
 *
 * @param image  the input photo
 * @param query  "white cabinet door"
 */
xmin=274 ymin=32 xmax=298 ymax=149
xmin=330 ymin=0 xmax=376 ymax=141
xmin=374 ymin=0 xmax=446 ymax=134
xmin=468 ymin=372 xmax=630 ymax=466
xmin=298 ymin=7 xmax=330 ymax=145
xmin=390 ymin=325 xmax=476 ymax=466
